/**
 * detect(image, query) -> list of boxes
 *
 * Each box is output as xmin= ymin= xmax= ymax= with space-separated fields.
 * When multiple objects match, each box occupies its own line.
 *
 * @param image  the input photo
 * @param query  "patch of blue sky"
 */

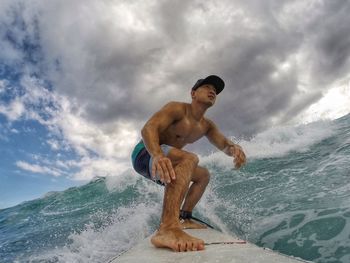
xmin=0 ymin=167 xmax=79 ymax=209
xmin=0 ymin=65 xmax=24 ymax=102
xmin=6 ymin=119 xmax=54 ymax=154
xmin=0 ymin=62 xmax=22 ymax=81
xmin=0 ymin=115 xmax=82 ymax=209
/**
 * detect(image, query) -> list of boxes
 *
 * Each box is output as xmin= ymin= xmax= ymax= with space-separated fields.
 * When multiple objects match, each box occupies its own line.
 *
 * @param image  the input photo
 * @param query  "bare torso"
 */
xmin=159 ymin=103 xmax=209 ymax=149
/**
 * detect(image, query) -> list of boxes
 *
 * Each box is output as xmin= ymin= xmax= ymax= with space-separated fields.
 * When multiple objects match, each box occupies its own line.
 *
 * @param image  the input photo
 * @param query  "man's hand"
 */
xmin=151 ymin=155 xmax=176 ymax=184
xmin=227 ymin=144 xmax=246 ymax=169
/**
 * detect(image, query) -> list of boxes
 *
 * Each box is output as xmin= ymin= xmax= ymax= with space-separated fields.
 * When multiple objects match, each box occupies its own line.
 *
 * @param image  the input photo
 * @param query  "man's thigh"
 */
xmin=166 ymin=147 xmax=199 ymax=167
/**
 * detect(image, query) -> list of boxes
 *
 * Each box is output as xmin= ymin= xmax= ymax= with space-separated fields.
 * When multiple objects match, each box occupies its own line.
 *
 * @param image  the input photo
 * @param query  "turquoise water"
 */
xmin=1 ymin=114 xmax=350 ymax=262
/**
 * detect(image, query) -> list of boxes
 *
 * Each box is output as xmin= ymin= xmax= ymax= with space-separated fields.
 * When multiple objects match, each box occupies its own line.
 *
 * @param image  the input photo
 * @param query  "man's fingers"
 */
xmin=156 ymin=162 xmax=165 ymax=182
xmin=151 ymin=161 xmax=157 ymax=179
xmin=170 ymin=168 xmax=176 ymax=180
xmin=240 ymin=149 xmax=246 ymax=160
xmin=237 ymin=153 xmax=244 ymax=163
xmin=165 ymin=159 xmax=176 ymax=180
xmin=152 ymin=156 xmax=175 ymax=183
xmin=159 ymin=161 xmax=171 ymax=183
xmin=233 ymin=147 xmax=246 ymax=169
xmin=238 ymin=155 xmax=245 ymax=166
xmin=241 ymin=152 xmax=247 ymax=165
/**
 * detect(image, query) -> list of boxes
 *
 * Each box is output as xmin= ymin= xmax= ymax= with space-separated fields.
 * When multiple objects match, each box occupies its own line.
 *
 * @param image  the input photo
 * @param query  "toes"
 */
xmin=176 ymin=242 xmax=184 ymax=252
xmin=177 ymin=241 xmax=204 ymax=252
xmin=180 ymin=242 xmax=186 ymax=252
xmin=176 ymin=241 xmax=194 ymax=252
xmin=165 ymin=233 xmax=205 ymax=252
xmin=197 ymin=241 xmax=205 ymax=250
xmin=176 ymin=242 xmax=181 ymax=252
xmin=186 ymin=241 xmax=193 ymax=251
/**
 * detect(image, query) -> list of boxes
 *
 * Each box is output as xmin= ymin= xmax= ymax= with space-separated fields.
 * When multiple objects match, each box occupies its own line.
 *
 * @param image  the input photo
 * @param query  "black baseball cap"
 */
xmin=191 ymin=75 xmax=225 ymax=94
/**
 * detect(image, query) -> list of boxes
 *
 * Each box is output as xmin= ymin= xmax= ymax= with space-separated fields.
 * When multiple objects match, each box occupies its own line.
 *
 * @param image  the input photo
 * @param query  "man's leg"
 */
xmin=151 ymin=149 xmax=205 ymax=252
xmin=182 ymin=166 xmax=210 ymax=212
xmin=181 ymin=166 xmax=210 ymax=229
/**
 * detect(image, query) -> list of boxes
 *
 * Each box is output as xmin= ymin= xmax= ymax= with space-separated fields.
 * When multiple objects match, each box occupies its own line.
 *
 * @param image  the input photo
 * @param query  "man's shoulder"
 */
xmin=202 ymin=116 xmax=213 ymax=123
xmin=164 ymin=101 xmax=188 ymax=107
xmin=162 ymin=101 xmax=188 ymax=111
xmin=202 ymin=117 xmax=216 ymax=129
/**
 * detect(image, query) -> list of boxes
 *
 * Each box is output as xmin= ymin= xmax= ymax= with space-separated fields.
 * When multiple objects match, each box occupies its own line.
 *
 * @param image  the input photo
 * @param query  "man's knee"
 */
xmin=192 ymin=166 xmax=210 ymax=185
xmin=169 ymin=148 xmax=199 ymax=166
xmin=181 ymin=152 xmax=199 ymax=166
xmin=201 ymin=167 xmax=210 ymax=185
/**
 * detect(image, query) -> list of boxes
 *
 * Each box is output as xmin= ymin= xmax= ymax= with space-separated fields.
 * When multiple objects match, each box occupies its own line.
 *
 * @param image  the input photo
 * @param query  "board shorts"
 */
xmin=131 ymin=140 xmax=171 ymax=186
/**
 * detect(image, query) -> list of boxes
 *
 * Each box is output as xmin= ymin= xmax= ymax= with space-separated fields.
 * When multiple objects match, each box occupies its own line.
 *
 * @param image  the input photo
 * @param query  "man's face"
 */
xmin=192 ymin=84 xmax=217 ymax=106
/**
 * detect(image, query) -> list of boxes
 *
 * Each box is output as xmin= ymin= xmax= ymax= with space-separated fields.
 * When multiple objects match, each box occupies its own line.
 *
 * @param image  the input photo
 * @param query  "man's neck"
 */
xmin=189 ymin=101 xmax=210 ymax=121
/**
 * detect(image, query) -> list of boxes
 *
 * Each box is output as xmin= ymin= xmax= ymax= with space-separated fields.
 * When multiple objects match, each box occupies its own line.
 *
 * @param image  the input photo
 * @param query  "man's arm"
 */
xmin=205 ymin=119 xmax=246 ymax=169
xmin=141 ymin=102 xmax=185 ymax=182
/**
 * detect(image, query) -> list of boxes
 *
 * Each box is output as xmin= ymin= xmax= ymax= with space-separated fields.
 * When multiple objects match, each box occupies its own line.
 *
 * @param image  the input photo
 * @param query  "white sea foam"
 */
xmin=199 ymin=188 xmax=252 ymax=238
xmin=242 ymin=120 xmax=334 ymax=159
xmin=200 ymin=120 xmax=335 ymax=168
xmin=31 ymin=200 xmax=161 ymax=262
xmin=105 ymin=168 xmax=138 ymax=192
xmin=29 ymin=170 xmax=165 ymax=263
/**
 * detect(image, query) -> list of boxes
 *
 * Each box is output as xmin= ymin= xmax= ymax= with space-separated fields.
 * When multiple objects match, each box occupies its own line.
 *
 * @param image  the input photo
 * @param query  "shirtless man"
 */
xmin=131 ymin=75 xmax=246 ymax=252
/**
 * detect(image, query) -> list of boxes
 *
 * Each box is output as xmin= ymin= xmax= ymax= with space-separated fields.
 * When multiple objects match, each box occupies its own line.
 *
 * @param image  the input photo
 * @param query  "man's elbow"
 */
xmin=141 ymin=125 xmax=148 ymax=138
xmin=141 ymin=123 xmax=155 ymax=138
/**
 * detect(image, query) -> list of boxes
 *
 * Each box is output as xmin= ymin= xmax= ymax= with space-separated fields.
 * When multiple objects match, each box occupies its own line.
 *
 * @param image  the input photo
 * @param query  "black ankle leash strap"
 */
xmin=179 ymin=210 xmax=214 ymax=229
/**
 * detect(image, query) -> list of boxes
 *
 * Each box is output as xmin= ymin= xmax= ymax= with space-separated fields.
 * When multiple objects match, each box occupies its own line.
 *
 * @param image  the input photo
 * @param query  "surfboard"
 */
xmin=107 ymin=228 xmax=310 ymax=263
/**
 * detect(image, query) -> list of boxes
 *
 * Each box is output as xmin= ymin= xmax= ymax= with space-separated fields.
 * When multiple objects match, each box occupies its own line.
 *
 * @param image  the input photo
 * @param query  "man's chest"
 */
xmin=170 ymin=118 xmax=207 ymax=142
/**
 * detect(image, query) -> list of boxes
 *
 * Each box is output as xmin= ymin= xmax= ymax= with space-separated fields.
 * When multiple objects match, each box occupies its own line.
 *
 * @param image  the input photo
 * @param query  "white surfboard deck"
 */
xmin=107 ymin=228 xmax=310 ymax=263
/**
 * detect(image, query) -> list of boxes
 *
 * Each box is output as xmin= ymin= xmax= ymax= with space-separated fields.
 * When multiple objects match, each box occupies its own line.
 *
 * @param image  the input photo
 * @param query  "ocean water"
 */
xmin=1 ymin=114 xmax=350 ymax=263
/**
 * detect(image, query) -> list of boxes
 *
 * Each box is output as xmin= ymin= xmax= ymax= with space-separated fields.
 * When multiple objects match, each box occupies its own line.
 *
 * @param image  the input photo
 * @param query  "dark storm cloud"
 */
xmin=207 ymin=31 xmax=301 ymax=136
xmin=2 ymin=0 xmax=350 ymax=138
xmin=306 ymin=0 xmax=350 ymax=86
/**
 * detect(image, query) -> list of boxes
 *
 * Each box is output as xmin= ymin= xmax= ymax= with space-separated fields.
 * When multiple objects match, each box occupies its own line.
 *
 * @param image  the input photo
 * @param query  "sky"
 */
xmin=1 ymin=0 xmax=350 ymax=209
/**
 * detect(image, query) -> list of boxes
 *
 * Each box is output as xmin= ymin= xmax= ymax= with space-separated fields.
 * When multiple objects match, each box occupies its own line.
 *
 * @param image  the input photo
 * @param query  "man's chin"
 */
xmin=196 ymin=99 xmax=214 ymax=107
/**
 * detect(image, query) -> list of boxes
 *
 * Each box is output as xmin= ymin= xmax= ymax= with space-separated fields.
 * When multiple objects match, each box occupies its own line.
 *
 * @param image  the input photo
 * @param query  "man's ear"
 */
xmin=191 ymin=90 xmax=196 ymax=99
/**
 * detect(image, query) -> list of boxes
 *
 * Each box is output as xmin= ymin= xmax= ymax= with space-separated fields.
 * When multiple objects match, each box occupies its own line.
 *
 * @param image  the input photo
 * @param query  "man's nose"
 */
xmin=209 ymin=90 xmax=216 ymax=96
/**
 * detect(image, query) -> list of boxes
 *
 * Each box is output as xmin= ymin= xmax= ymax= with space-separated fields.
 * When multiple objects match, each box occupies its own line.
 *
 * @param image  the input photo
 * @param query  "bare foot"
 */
xmin=151 ymin=227 xmax=205 ymax=252
xmin=181 ymin=219 xmax=207 ymax=229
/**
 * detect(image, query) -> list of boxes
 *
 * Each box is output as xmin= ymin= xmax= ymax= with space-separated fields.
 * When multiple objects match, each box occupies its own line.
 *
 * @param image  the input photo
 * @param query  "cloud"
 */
xmin=305 ymin=1 xmax=350 ymax=86
xmin=16 ymin=161 xmax=62 ymax=177
xmin=31 ymin=0 xmax=350 ymax=135
xmin=4 ymin=1 xmax=350 ymax=128
xmin=0 ymin=98 xmax=25 ymax=121
xmin=2 ymin=0 xmax=350 ymax=180
xmin=71 ymin=157 xmax=130 ymax=181
xmin=5 ymin=74 xmax=138 ymax=180
xmin=51 ymin=96 xmax=139 ymax=158
xmin=296 ymin=80 xmax=350 ymax=123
